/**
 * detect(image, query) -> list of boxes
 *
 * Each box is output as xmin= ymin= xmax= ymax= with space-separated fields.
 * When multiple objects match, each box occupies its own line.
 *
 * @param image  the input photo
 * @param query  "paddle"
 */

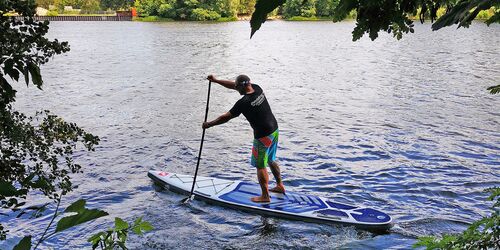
xmin=182 ymin=79 xmax=212 ymax=204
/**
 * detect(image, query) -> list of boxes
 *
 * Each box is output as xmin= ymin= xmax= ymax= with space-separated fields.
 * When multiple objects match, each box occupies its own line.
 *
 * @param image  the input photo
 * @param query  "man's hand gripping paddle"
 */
xmin=181 ymin=80 xmax=211 ymax=204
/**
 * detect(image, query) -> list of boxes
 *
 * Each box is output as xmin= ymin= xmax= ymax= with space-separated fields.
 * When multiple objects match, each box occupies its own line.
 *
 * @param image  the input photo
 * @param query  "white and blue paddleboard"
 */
xmin=148 ymin=171 xmax=393 ymax=231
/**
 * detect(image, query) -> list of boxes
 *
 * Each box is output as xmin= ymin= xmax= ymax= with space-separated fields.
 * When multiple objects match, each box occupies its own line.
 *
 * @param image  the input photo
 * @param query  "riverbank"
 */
xmin=132 ymin=16 xmax=239 ymax=22
xmin=131 ymin=8 xmax=496 ymax=23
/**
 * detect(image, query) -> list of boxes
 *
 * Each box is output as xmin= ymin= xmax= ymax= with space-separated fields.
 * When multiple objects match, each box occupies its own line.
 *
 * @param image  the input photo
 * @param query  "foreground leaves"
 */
xmin=55 ymin=200 xmax=109 ymax=233
xmin=1 ymin=0 xmax=97 ymax=240
xmin=250 ymin=0 xmax=500 ymax=40
xmin=414 ymin=187 xmax=500 ymax=249
xmin=487 ymin=85 xmax=500 ymax=94
xmin=88 ymin=216 xmax=154 ymax=250
xmin=250 ymin=0 xmax=285 ymax=38
xmin=13 ymin=236 xmax=31 ymax=250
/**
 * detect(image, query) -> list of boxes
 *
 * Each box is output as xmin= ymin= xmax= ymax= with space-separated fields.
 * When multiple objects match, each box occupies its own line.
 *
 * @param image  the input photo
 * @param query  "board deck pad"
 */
xmin=148 ymin=171 xmax=392 ymax=231
xmin=220 ymin=182 xmax=328 ymax=213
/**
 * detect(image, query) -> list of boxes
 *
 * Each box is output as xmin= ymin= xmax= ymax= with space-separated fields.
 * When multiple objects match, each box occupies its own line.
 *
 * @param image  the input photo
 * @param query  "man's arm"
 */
xmin=202 ymin=112 xmax=233 ymax=129
xmin=207 ymin=75 xmax=235 ymax=90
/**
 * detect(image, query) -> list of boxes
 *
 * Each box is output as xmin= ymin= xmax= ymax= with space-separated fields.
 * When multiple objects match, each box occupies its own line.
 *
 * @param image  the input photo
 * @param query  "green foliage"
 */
xmin=2 ymin=2 xmax=153 ymax=249
xmin=250 ymin=0 xmax=285 ymax=38
xmin=251 ymin=0 xmax=500 ymax=40
xmin=55 ymin=199 xmax=109 ymax=233
xmin=36 ymin=0 xmax=54 ymax=9
xmin=134 ymin=0 xmax=235 ymax=20
xmin=286 ymin=16 xmax=331 ymax=21
xmin=80 ymin=0 xmax=101 ymax=11
xmin=133 ymin=15 xmax=174 ymax=21
xmin=134 ymin=0 xmax=167 ymax=16
xmin=190 ymin=8 xmax=221 ymax=20
xmin=487 ymin=85 xmax=500 ymax=94
xmin=1 ymin=0 xmax=100 ymax=241
xmin=100 ymin=0 xmax=134 ymax=10
xmin=414 ymin=187 xmax=500 ymax=250
xmin=158 ymin=3 xmax=175 ymax=18
xmin=46 ymin=10 xmax=59 ymax=16
xmin=238 ymin=0 xmax=256 ymax=15
xmin=13 ymin=236 xmax=31 ymax=250
xmin=283 ymin=0 xmax=316 ymax=18
xmin=217 ymin=16 xmax=238 ymax=21
xmin=13 ymin=199 xmax=110 ymax=249
xmin=1 ymin=3 xmax=69 ymax=105
xmin=88 ymin=217 xmax=154 ymax=250
xmin=210 ymin=0 xmax=237 ymax=18
xmin=432 ymin=0 xmax=499 ymax=30
xmin=315 ymin=0 xmax=338 ymax=17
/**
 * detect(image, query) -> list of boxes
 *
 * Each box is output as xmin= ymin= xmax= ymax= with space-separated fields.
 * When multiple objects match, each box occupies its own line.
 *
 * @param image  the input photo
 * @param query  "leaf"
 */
xmin=88 ymin=231 xmax=108 ymax=250
xmin=4 ymin=59 xmax=20 ymax=81
xmin=133 ymin=216 xmax=143 ymax=225
xmin=139 ymin=221 xmax=153 ymax=232
xmin=88 ymin=231 xmax=106 ymax=244
xmin=132 ymin=226 xmax=143 ymax=236
xmin=23 ymin=66 xmax=30 ymax=87
xmin=487 ymin=85 xmax=500 ymax=94
xmin=132 ymin=221 xmax=153 ymax=235
xmin=250 ymin=0 xmax=285 ymax=38
xmin=27 ymin=62 xmax=43 ymax=89
xmin=0 ymin=181 xmax=22 ymax=196
xmin=117 ymin=241 xmax=127 ymax=250
xmin=13 ymin=236 xmax=31 ymax=250
xmin=55 ymin=199 xmax=108 ymax=233
xmin=115 ymin=217 xmax=129 ymax=231
xmin=117 ymin=231 xmax=127 ymax=242
xmin=485 ymin=11 xmax=500 ymax=25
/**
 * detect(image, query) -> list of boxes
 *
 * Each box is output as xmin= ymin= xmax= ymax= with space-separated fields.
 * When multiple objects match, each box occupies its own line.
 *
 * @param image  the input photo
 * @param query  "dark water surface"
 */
xmin=5 ymin=21 xmax=500 ymax=249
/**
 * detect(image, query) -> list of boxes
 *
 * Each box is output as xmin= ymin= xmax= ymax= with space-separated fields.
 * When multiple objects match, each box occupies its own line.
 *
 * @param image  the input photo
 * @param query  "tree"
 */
xmin=1 ymin=2 xmax=153 ymax=248
xmin=35 ymin=0 xmax=54 ymax=9
xmin=250 ymin=0 xmax=500 ymax=39
xmin=1 ymin=0 xmax=98 ymax=240
xmin=100 ymin=0 xmax=134 ymax=10
xmin=250 ymin=0 xmax=500 ymax=94
xmin=283 ymin=0 xmax=316 ymax=18
xmin=238 ymin=0 xmax=256 ymax=15
xmin=315 ymin=0 xmax=338 ymax=17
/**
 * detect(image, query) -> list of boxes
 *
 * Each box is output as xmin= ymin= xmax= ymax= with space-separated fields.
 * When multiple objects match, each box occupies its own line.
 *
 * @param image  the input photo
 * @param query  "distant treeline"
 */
xmin=35 ymin=0 xmax=495 ymax=22
xmin=34 ymin=0 xmax=344 ymax=21
xmin=134 ymin=0 xmax=343 ymax=21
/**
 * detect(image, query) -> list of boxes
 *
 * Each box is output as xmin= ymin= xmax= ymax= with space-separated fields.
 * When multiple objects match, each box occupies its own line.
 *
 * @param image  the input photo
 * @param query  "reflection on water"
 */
xmin=5 ymin=20 xmax=500 ymax=249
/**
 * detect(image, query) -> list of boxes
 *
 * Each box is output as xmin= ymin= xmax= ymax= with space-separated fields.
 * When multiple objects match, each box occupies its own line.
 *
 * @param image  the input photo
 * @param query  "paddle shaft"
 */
xmin=186 ymin=80 xmax=211 ymax=201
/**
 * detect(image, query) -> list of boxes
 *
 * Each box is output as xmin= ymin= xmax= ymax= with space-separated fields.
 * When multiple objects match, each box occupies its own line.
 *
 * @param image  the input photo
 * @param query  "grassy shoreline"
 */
xmin=133 ymin=16 xmax=237 ymax=22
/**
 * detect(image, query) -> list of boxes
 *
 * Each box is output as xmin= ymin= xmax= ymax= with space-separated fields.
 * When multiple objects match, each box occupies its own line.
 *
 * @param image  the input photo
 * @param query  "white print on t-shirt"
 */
xmin=251 ymin=93 xmax=265 ymax=106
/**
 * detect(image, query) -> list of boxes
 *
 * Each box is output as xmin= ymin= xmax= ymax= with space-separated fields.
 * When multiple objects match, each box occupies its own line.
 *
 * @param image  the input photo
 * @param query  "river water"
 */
xmin=4 ymin=20 xmax=500 ymax=249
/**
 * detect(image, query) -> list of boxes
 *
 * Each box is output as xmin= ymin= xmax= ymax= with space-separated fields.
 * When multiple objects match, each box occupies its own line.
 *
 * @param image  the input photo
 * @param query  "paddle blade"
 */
xmin=181 ymin=195 xmax=195 ymax=204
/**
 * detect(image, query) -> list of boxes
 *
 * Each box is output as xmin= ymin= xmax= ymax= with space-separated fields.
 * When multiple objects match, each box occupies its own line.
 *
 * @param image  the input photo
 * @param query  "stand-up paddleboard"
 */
xmin=148 ymin=171 xmax=393 ymax=232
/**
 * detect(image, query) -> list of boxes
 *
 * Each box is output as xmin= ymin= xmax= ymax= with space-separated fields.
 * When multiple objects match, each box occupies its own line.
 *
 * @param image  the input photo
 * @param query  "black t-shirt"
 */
xmin=229 ymin=84 xmax=278 ymax=138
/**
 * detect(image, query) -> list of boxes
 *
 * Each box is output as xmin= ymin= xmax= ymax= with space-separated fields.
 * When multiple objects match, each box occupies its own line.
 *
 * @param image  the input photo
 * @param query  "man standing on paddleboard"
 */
xmin=202 ymin=74 xmax=285 ymax=203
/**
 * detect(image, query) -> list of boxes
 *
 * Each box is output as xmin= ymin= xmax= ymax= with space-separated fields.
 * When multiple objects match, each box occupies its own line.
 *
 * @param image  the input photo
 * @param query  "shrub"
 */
xmin=46 ymin=10 xmax=59 ymax=16
xmin=190 ymin=8 xmax=221 ymax=21
xmin=283 ymin=0 xmax=316 ymax=18
xmin=158 ymin=3 xmax=175 ymax=18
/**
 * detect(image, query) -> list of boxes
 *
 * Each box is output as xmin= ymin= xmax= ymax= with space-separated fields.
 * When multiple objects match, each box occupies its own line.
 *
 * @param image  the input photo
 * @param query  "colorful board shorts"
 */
xmin=251 ymin=129 xmax=279 ymax=169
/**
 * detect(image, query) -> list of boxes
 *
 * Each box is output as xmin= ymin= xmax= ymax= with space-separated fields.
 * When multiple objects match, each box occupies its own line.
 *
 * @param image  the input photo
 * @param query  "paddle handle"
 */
xmin=187 ymin=80 xmax=211 ymax=201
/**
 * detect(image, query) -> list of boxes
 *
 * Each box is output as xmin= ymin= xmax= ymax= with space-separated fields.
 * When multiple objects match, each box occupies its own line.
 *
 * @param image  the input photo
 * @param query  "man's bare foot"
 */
xmin=270 ymin=185 xmax=285 ymax=194
xmin=251 ymin=196 xmax=270 ymax=203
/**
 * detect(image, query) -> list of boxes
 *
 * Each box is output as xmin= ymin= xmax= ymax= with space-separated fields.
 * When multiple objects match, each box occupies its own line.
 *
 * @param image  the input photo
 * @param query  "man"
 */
xmin=202 ymin=74 xmax=285 ymax=203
